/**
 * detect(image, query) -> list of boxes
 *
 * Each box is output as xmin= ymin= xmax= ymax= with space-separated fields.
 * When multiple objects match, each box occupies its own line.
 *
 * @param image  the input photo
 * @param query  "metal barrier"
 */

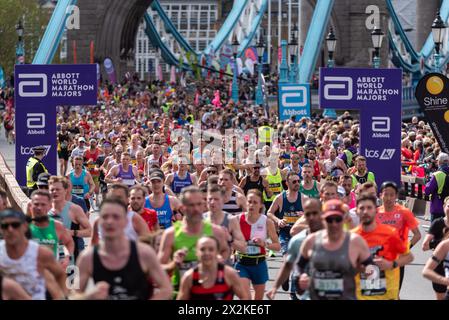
xmin=0 ymin=153 xmax=29 ymax=213
xmin=401 ymin=175 xmax=430 ymax=220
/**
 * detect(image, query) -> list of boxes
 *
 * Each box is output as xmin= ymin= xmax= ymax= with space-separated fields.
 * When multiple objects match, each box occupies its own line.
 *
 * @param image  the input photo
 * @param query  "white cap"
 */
xmin=437 ymin=153 xmax=449 ymax=163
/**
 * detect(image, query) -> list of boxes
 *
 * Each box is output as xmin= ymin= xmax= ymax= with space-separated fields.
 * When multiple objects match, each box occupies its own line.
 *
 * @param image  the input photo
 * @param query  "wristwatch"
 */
xmin=73 ymin=230 xmax=78 ymax=237
xmin=392 ymin=260 xmax=398 ymax=269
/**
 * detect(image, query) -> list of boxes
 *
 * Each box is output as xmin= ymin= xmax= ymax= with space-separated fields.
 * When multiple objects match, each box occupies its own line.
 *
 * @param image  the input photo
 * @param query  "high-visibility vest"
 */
xmin=258 ymin=126 xmax=273 ymax=144
xmin=263 ymin=168 xmax=283 ymax=202
xmin=434 ymin=171 xmax=447 ymax=196
xmin=344 ymin=150 xmax=354 ymax=167
xmin=26 ymin=157 xmax=48 ymax=188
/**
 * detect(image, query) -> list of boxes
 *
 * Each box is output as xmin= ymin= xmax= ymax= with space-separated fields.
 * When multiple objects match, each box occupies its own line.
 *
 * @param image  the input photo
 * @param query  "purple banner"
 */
xmin=319 ymin=67 xmax=402 ymax=187
xmin=15 ymin=64 xmax=97 ymax=186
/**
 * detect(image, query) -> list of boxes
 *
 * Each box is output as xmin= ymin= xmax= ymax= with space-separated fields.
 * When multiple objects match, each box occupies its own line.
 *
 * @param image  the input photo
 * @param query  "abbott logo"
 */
xmin=18 ymin=73 xmax=48 ymax=97
xmin=380 ymin=149 xmax=395 ymax=160
xmin=27 ymin=113 xmax=45 ymax=129
xmin=281 ymin=86 xmax=307 ymax=107
xmin=372 ymin=117 xmax=390 ymax=132
xmin=323 ymin=76 xmax=353 ymax=100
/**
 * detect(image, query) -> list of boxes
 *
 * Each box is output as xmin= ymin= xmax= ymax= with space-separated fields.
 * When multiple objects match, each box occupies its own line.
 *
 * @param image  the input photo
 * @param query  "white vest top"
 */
xmin=0 ymin=240 xmax=46 ymax=300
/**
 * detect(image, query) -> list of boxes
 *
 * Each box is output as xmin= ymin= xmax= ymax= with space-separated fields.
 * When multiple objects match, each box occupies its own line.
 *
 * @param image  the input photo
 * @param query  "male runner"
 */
xmin=145 ymin=170 xmax=182 ymax=229
xmin=203 ymin=185 xmax=247 ymax=254
xmin=67 ymin=156 xmax=95 ymax=211
xmin=299 ymin=164 xmax=320 ymax=199
xmin=129 ymin=186 xmax=159 ymax=231
xmin=0 ymin=209 xmax=67 ymax=300
xmin=377 ymin=181 xmax=421 ymax=290
xmin=218 ymin=169 xmax=247 ymax=216
xmin=76 ymin=197 xmax=172 ymax=300
xmin=105 ymin=152 xmax=140 ymax=188
xmin=267 ymin=172 xmax=307 ymax=293
xmin=158 ymin=186 xmax=228 ymax=295
xmin=353 ymin=193 xmax=413 ymax=300
xmin=91 ymin=183 xmax=150 ymax=245
xmin=48 ymin=176 xmax=92 ymax=260
xmin=29 ymin=190 xmax=74 ymax=268
xmin=297 ymin=199 xmax=371 ymax=300
xmin=266 ymin=198 xmax=323 ymax=300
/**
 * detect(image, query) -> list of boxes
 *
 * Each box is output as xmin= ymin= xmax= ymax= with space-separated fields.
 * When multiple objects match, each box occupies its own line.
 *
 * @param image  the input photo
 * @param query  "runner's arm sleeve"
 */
xmin=297 ymin=255 xmax=310 ymax=274
xmin=360 ymin=255 xmax=374 ymax=266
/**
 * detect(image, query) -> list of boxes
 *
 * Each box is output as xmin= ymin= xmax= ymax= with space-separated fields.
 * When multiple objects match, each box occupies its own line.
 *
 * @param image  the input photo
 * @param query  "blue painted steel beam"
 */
xmin=204 ymin=0 xmax=249 ymax=55
xmin=33 ymin=0 xmax=77 ymax=64
xmin=237 ymin=0 xmax=268 ymax=57
xmin=298 ymin=0 xmax=334 ymax=83
xmin=150 ymin=0 xmax=196 ymax=55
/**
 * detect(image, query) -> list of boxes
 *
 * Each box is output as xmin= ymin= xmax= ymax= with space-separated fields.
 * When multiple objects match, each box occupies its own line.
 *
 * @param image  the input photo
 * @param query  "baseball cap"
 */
xmin=0 ymin=209 xmax=27 ymax=223
xmin=437 ymin=152 xmax=449 ymax=163
xmin=78 ymin=137 xmax=86 ymax=143
xmin=37 ymin=172 xmax=51 ymax=186
xmin=149 ymin=170 xmax=164 ymax=181
xmin=322 ymin=199 xmax=346 ymax=218
xmin=32 ymin=146 xmax=46 ymax=153
xmin=380 ymin=181 xmax=399 ymax=193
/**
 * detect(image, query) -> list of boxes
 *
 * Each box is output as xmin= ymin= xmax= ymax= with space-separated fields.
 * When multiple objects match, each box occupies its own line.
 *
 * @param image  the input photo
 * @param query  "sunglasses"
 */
xmin=207 ymin=170 xmax=217 ymax=174
xmin=290 ymin=180 xmax=300 ymax=184
xmin=325 ymin=216 xmax=343 ymax=224
xmin=1 ymin=221 xmax=22 ymax=230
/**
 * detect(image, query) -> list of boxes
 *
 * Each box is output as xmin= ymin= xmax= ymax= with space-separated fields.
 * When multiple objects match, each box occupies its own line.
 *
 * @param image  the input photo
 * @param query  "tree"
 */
xmin=0 ymin=0 xmax=48 ymax=76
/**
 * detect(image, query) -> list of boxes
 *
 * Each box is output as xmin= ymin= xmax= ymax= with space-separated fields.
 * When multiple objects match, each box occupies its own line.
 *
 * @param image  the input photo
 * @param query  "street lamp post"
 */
xmin=16 ymin=19 xmax=24 ymax=65
xmin=323 ymin=26 xmax=338 ymax=119
xmin=279 ymin=40 xmax=289 ymax=83
xmin=256 ymin=37 xmax=265 ymax=106
xmin=231 ymin=36 xmax=240 ymax=103
xmin=326 ymin=26 xmax=337 ymax=68
xmin=371 ymin=27 xmax=384 ymax=69
xmin=432 ymin=9 xmax=447 ymax=72
xmin=288 ymin=24 xmax=299 ymax=82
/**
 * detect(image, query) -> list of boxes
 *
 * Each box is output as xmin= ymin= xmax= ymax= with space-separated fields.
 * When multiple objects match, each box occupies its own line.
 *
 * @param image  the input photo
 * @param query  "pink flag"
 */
xmin=194 ymin=92 xmax=200 ymax=106
xmin=170 ymin=65 xmax=176 ymax=84
xmin=278 ymin=47 xmax=282 ymax=64
xmin=157 ymin=64 xmax=163 ymax=82
xmin=212 ymin=90 xmax=222 ymax=108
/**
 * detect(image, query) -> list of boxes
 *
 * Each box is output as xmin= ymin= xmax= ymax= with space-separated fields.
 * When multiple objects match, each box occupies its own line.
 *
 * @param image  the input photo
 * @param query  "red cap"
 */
xmin=322 ymin=199 xmax=346 ymax=218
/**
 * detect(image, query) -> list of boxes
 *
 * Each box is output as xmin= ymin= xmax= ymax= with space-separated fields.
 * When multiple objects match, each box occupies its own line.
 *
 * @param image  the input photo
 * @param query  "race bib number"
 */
xmin=246 ymin=244 xmax=261 ymax=255
xmin=284 ymin=211 xmax=302 ymax=225
xmin=60 ymin=141 xmax=68 ymax=149
xmin=122 ymin=179 xmax=136 ymax=186
xmin=269 ymin=183 xmax=282 ymax=194
xmin=72 ymin=185 xmax=84 ymax=195
xmin=313 ymin=271 xmax=344 ymax=298
xmin=360 ymin=265 xmax=387 ymax=296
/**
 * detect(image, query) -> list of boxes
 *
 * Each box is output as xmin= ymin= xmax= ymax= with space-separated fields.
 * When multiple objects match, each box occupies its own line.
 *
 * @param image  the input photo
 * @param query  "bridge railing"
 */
xmin=0 ymin=153 xmax=29 ymax=213
xmin=400 ymin=174 xmax=430 ymax=220
xmin=402 ymin=86 xmax=416 ymax=103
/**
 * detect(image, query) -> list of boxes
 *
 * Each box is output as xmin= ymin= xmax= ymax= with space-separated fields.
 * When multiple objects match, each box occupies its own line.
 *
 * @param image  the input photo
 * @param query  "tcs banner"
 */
xmin=15 ymin=64 xmax=97 ymax=186
xmin=278 ymin=83 xmax=311 ymax=121
xmin=319 ymin=67 xmax=402 ymax=187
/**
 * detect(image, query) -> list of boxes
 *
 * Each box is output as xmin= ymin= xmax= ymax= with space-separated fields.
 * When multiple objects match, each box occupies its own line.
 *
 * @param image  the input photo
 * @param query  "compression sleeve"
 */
xmin=297 ymin=255 xmax=310 ymax=273
xmin=361 ymin=255 xmax=374 ymax=266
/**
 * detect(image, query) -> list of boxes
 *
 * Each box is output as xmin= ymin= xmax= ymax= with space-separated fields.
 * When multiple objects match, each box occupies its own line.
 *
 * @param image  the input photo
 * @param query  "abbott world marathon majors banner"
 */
xmin=415 ymin=73 xmax=449 ymax=154
xmin=15 ymin=64 xmax=97 ymax=186
xmin=319 ymin=67 xmax=402 ymax=186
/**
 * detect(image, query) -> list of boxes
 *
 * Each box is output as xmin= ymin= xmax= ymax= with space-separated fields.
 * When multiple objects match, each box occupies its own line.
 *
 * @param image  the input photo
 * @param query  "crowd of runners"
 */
xmin=0 ymin=75 xmax=449 ymax=300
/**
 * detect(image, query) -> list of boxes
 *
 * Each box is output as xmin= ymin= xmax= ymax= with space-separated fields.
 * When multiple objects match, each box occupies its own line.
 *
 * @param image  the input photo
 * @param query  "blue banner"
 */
xmin=319 ymin=67 xmax=402 ymax=187
xmin=14 ymin=64 xmax=97 ymax=186
xmin=278 ymin=83 xmax=311 ymax=121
